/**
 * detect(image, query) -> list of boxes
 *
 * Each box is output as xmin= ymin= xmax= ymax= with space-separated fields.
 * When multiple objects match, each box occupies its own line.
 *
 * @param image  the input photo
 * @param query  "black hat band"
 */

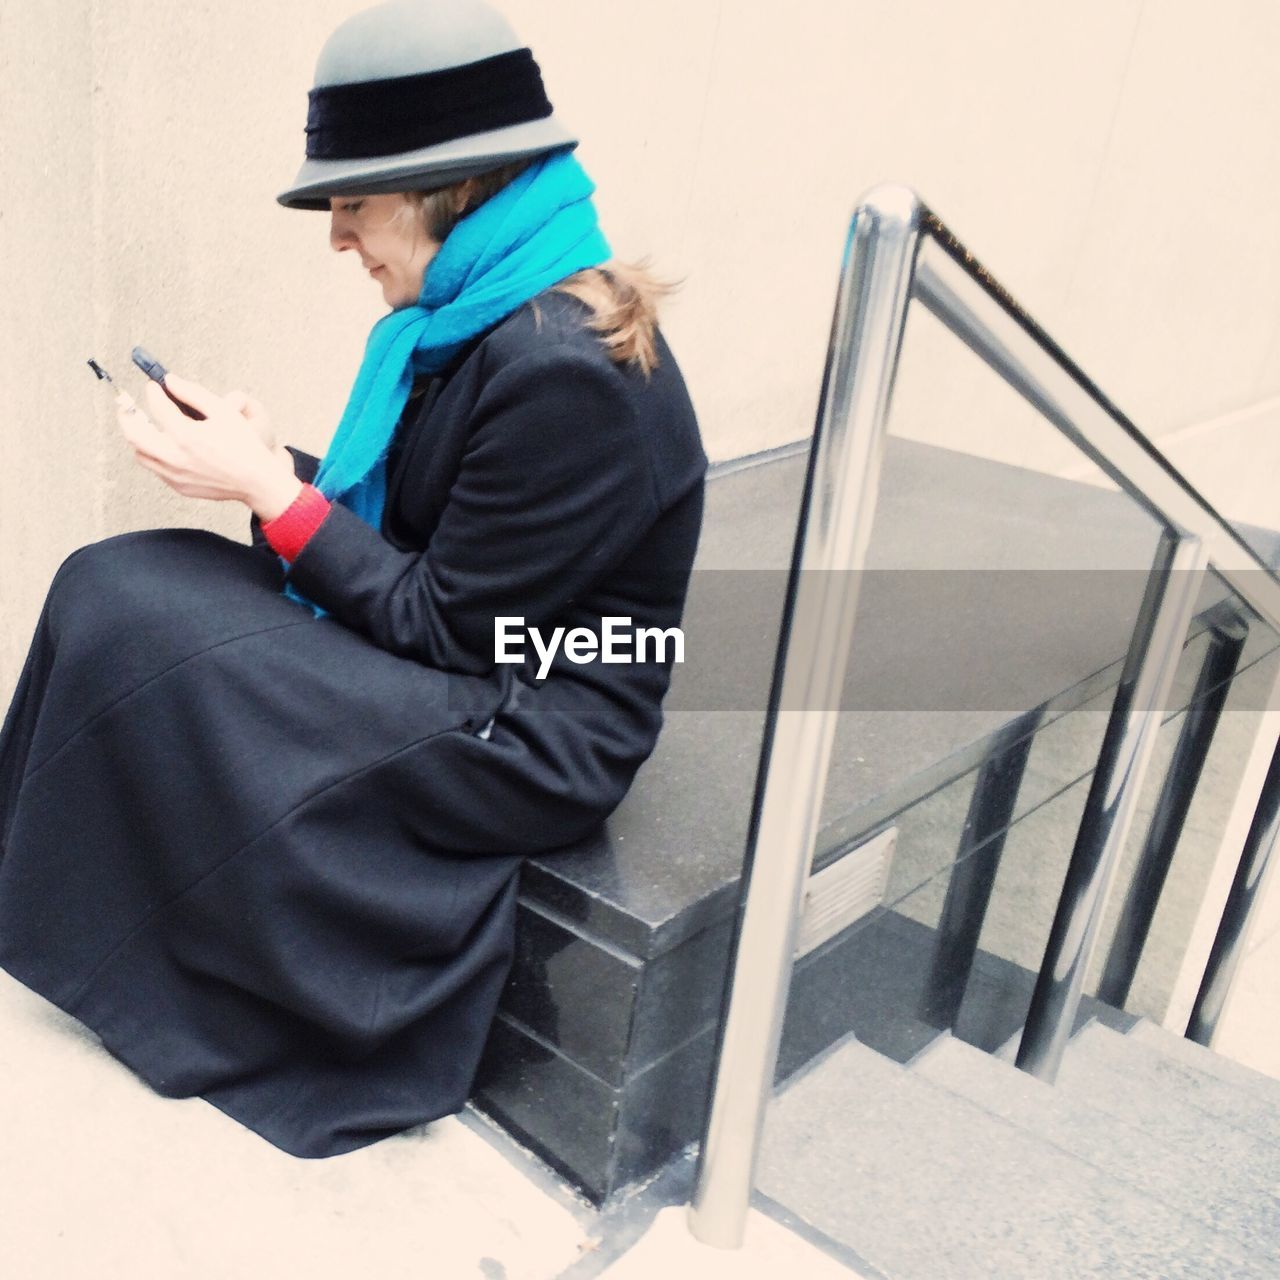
xmin=305 ymin=48 xmax=554 ymax=161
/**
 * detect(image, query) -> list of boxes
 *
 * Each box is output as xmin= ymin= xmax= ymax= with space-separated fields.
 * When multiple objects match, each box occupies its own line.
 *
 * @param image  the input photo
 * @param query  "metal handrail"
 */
xmin=686 ymin=183 xmax=1280 ymax=1248
xmin=912 ymin=224 xmax=1280 ymax=610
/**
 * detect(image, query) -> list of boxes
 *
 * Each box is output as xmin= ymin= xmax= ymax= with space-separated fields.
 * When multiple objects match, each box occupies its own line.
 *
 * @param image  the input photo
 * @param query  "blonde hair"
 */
xmin=401 ymin=157 xmax=681 ymax=379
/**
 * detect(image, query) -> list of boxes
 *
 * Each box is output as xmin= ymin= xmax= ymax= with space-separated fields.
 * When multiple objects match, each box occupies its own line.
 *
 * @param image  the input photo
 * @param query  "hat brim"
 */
xmin=277 ymin=116 xmax=580 ymax=211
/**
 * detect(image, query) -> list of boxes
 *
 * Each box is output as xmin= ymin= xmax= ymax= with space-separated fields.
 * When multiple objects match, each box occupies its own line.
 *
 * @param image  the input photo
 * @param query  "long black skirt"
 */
xmin=0 ymin=528 xmax=533 ymax=1158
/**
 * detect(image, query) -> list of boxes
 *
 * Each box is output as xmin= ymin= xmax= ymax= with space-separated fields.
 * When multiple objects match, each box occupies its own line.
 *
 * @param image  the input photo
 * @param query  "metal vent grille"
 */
xmin=795 ymin=826 xmax=896 ymax=958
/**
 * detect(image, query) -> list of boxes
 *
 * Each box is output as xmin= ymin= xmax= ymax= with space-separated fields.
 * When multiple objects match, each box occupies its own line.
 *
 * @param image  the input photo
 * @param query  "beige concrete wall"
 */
xmin=4 ymin=0 xmax=1280 ymax=691
xmin=0 ymin=3 xmax=96 ymax=680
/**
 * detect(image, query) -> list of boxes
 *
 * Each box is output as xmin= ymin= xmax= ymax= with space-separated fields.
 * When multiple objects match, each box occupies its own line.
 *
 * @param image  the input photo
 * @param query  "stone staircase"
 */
xmin=756 ymin=1018 xmax=1280 ymax=1279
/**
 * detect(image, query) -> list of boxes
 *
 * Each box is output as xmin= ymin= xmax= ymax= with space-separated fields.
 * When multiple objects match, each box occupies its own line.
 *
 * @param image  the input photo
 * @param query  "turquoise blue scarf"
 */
xmin=282 ymin=148 xmax=612 ymax=617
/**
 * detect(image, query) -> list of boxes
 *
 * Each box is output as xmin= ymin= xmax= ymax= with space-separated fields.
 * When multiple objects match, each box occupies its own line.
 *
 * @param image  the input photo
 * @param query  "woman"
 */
xmin=0 ymin=0 xmax=706 ymax=1159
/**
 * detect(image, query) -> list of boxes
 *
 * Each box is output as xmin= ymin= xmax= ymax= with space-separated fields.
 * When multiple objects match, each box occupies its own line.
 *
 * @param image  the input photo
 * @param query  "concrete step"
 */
xmin=755 ymin=1034 xmax=1269 ymax=1280
xmin=988 ymin=994 xmax=1137 ymax=1063
xmin=1048 ymin=1022 xmax=1280 ymax=1217
xmin=912 ymin=1032 xmax=1280 ymax=1263
xmin=1126 ymin=1016 xmax=1280 ymax=1105
xmin=1061 ymin=1020 xmax=1280 ymax=1151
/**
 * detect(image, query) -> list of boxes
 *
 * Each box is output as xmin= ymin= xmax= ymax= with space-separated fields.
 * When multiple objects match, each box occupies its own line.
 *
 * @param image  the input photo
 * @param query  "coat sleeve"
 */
xmin=281 ymin=346 xmax=660 ymax=672
xmin=248 ymin=446 xmax=322 ymax=552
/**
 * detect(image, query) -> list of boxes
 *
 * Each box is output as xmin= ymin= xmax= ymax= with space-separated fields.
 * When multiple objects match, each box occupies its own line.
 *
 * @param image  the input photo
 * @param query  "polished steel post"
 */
xmin=1016 ymin=532 xmax=1209 ymax=1079
xmin=1186 ymin=728 xmax=1280 ymax=1044
xmin=686 ymin=186 xmax=923 ymax=1249
xmin=1097 ymin=606 xmax=1248 ymax=1008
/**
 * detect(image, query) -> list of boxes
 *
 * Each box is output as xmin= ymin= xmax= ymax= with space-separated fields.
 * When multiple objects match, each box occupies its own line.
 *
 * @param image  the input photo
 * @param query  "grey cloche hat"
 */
xmin=278 ymin=0 xmax=579 ymax=211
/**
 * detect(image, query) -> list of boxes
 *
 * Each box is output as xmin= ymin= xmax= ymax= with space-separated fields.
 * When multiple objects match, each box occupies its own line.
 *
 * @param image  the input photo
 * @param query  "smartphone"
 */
xmin=131 ymin=346 xmax=207 ymax=420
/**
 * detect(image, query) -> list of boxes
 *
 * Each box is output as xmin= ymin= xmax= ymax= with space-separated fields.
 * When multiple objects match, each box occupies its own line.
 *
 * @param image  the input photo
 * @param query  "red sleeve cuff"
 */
xmin=261 ymin=483 xmax=333 ymax=562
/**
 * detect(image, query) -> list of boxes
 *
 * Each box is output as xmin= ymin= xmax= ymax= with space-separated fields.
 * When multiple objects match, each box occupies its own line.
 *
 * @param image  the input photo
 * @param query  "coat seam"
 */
xmin=22 ymin=618 xmax=315 ymax=784
xmin=63 ymin=720 xmax=484 ymax=1012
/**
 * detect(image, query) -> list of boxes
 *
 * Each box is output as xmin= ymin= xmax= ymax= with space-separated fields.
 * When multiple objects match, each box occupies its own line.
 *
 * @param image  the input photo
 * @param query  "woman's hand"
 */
xmin=222 ymin=389 xmax=274 ymax=449
xmin=116 ymin=373 xmax=304 ymax=522
xmin=221 ymin=388 xmax=295 ymax=470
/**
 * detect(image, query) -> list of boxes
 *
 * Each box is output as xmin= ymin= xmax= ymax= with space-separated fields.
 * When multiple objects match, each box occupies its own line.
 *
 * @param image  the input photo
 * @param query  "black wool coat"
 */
xmin=0 ymin=288 xmax=707 ymax=1158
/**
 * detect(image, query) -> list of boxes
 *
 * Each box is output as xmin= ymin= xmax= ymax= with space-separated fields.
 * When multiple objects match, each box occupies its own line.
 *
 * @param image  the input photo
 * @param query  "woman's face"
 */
xmin=328 ymin=193 xmax=441 ymax=309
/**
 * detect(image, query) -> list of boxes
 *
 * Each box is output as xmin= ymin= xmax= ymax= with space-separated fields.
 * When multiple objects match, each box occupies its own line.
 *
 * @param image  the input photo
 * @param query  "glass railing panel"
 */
xmin=1052 ymin=418 xmax=1280 ymax=586
xmin=913 ymin=218 xmax=1280 ymax=596
xmin=780 ymin=758 xmax=1093 ymax=1067
xmin=792 ymin=287 xmax=1276 ymax=1058
xmin=692 ymin=193 xmax=1280 ymax=1239
xmin=794 ymin=579 xmax=1280 ymax=1063
xmin=814 ymin=283 xmax=1167 ymax=842
xmin=1083 ymin=577 xmax=1280 ymax=1021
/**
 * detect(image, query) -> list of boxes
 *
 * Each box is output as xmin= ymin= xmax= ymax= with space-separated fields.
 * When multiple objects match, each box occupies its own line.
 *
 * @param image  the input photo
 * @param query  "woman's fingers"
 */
xmin=223 ymin=389 xmax=268 ymax=417
xmin=162 ymin=371 xmax=225 ymax=418
xmin=225 ymin=390 xmax=268 ymax=420
xmin=223 ymin=388 xmax=276 ymax=448
xmin=142 ymin=378 xmax=185 ymax=431
xmin=117 ymin=378 xmax=281 ymax=506
xmin=118 ymin=391 xmax=185 ymax=467
xmin=117 ymin=408 xmax=200 ymax=493
xmin=115 ymin=389 xmax=148 ymax=437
